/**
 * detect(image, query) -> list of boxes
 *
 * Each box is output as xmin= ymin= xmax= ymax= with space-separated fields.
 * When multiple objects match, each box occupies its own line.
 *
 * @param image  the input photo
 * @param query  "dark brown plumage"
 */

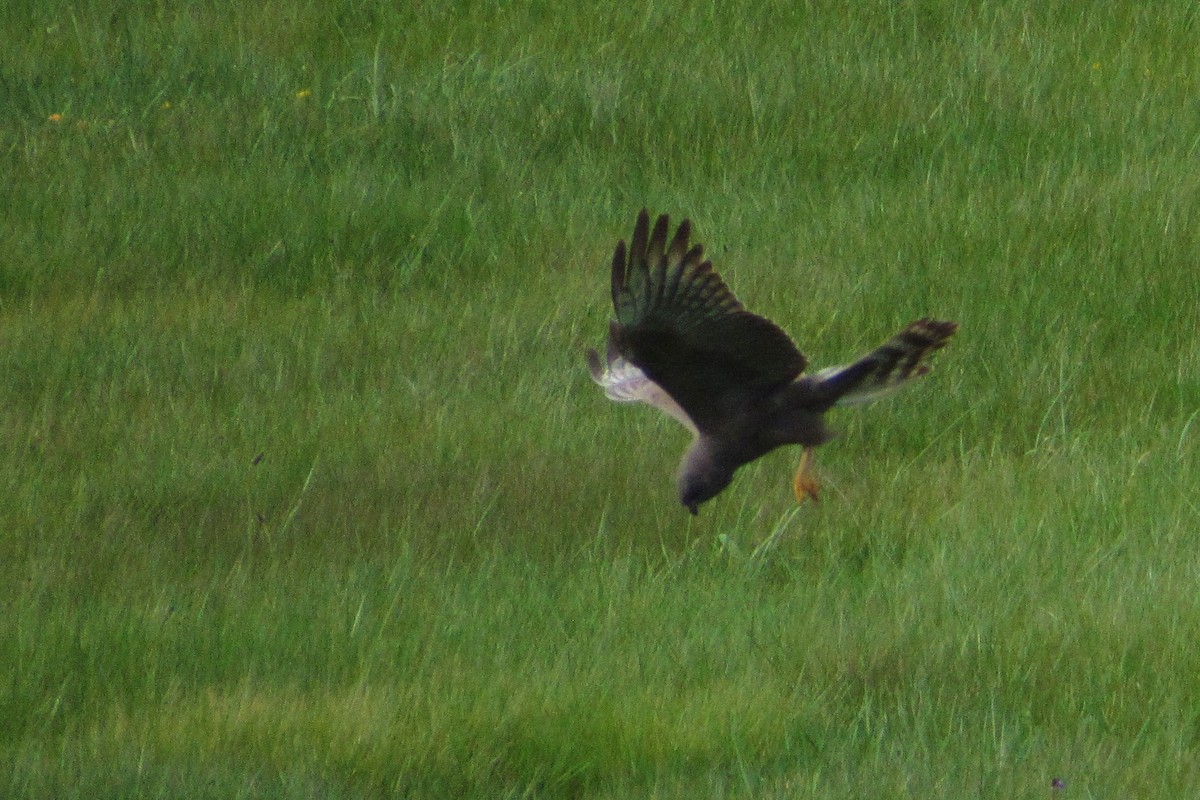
xmin=589 ymin=209 xmax=957 ymax=514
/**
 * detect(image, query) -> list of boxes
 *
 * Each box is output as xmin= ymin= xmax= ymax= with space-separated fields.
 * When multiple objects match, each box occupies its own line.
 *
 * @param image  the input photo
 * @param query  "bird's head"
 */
xmin=677 ymin=440 xmax=734 ymax=515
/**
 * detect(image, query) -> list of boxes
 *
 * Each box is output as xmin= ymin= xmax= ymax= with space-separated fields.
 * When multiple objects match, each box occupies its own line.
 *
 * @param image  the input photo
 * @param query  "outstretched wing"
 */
xmin=586 ymin=326 xmax=698 ymax=435
xmin=800 ymin=318 xmax=958 ymax=408
xmin=607 ymin=210 xmax=806 ymax=434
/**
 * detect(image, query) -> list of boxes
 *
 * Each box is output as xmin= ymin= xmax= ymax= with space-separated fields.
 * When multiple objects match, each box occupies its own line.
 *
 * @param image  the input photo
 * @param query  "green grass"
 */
xmin=4 ymin=1 xmax=1200 ymax=797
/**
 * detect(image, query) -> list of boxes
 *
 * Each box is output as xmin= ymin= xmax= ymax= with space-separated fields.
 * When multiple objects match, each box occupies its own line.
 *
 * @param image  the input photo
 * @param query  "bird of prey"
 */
xmin=587 ymin=209 xmax=957 ymax=515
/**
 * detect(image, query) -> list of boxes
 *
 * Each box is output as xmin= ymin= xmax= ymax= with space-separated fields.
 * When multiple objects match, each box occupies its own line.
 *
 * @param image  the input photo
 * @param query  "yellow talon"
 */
xmin=793 ymin=447 xmax=821 ymax=504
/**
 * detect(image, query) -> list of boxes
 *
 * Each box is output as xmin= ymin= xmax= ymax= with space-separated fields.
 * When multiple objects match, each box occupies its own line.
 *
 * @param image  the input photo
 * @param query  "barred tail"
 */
xmin=809 ymin=318 xmax=958 ymax=407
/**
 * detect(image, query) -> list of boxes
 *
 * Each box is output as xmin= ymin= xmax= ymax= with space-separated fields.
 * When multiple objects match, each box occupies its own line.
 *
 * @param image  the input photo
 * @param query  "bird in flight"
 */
xmin=587 ymin=209 xmax=957 ymax=515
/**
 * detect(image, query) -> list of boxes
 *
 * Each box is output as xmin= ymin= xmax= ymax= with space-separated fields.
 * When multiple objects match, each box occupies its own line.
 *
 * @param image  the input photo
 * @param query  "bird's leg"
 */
xmin=793 ymin=446 xmax=821 ymax=504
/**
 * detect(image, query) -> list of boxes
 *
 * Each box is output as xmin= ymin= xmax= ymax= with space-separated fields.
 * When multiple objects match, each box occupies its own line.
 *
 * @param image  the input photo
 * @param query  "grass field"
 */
xmin=4 ymin=1 xmax=1200 ymax=797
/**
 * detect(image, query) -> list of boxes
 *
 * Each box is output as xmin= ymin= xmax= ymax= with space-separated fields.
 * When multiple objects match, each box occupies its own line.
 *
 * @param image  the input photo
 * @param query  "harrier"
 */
xmin=587 ymin=209 xmax=957 ymax=515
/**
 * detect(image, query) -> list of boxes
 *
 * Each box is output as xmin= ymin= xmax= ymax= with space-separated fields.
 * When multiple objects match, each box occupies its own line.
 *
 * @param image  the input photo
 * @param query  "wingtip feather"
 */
xmin=630 ymin=210 xmax=651 ymax=263
xmin=611 ymin=239 xmax=627 ymax=306
xmin=648 ymin=214 xmax=670 ymax=265
xmin=667 ymin=219 xmax=691 ymax=263
xmin=585 ymin=348 xmax=604 ymax=382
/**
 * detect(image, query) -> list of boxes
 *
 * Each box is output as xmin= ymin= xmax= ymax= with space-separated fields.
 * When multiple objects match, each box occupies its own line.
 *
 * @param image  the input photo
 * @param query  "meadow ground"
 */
xmin=3 ymin=2 xmax=1200 ymax=797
